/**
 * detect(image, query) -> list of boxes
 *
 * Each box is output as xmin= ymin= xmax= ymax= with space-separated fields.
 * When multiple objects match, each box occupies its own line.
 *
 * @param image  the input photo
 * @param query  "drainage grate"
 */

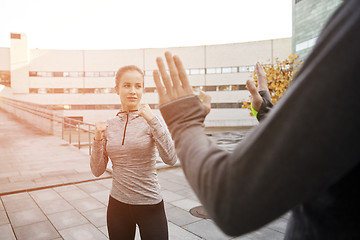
xmin=189 ymin=206 xmax=211 ymax=219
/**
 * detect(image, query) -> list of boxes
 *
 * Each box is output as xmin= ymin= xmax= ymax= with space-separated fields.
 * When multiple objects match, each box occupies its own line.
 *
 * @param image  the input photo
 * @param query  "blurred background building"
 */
xmin=0 ymin=35 xmax=290 ymax=129
xmin=292 ymin=0 xmax=342 ymax=61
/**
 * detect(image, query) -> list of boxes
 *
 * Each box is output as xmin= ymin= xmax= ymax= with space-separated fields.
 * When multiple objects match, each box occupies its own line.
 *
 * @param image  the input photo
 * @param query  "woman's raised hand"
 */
xmin=139 ymin=104 xmax=155 ymax=122
xmin=246 ymin=62 xmax=269 ymax=111
xmin=94 ymin=122 xmax=107 ymax=141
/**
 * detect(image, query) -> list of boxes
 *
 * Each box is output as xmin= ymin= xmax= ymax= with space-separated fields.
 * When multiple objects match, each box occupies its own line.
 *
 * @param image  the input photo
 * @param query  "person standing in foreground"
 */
xmin=90 ymin=65 xmax=177 ymax=240
xmin=152 ymin=0 xmax=360 ymax=239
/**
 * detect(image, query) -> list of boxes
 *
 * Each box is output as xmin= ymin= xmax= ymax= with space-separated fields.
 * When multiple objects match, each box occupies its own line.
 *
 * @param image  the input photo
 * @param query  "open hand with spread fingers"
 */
xmin=153 ymin=52 xmax=195 ymax=106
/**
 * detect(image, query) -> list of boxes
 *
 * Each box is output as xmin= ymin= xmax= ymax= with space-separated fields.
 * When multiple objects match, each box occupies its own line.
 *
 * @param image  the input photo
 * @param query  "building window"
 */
xmin=0 ymin=71 xmax=11 ymax=87
xmin=85 ymin=72 xmax=100 ymax=77
xmin=78 ymin=88 xmax=95 ymax=94
xmin=29 ymin=88 xmax=38 ymax=93
xmin=222 ymin=67 xmax=232 ymax=74
xmin=203 ymin=86 xmax=217 ymax=91
xmin=99 ymin=72 xmax=114 ymax=77
xmin=53 ymin=72 xmax=63 ymax=77
xmin=211 ymin=103 xmax=243 ymax=108
xmin=218 ymin=85 xmax=231 ymax=91
xmin=145 ymin=87 xmax=157 ymax=93
xmin=53 ymin=88 xmax=65 ymax=94
xmin=192 ymin=86 xmax=204 ymax=92
xmin=189 ymin=69 xmax=200 ymax=75
xmin=69 ymin=72 xmax=83 ymax=77
xmin=10 ymin=33 xmax=21 ymax=39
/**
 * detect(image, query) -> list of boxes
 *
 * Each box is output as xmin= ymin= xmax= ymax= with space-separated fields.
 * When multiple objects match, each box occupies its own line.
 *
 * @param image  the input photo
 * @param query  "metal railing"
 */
xmin=0 ymin=96 xmax=95 ymax=155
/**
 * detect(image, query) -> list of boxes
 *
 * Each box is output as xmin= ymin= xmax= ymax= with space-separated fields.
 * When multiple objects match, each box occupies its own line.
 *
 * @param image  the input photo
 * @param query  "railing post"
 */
xmin=69 ymin=123 xmax=72 ymax=145
xmin=77 ymin=123 xmax=80 ymax=149
xmin=89 ymin=125 xmax=91 ymax=155
xmin=62 ymin=118 xmax=64 ymax=140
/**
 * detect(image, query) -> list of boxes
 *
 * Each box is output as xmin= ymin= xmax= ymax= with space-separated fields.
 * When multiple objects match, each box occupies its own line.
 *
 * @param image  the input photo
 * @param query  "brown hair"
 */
xmin=115 ymin=65 xmax=144 ymax=89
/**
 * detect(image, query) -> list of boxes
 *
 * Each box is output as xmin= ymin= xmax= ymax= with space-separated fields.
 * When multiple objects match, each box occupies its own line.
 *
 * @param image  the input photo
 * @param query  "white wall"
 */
xmin=0 ymin=48 xmax=10 ymax=70
xmin=10 ymin=33 xmax=29 ymax=93
xmin=30 ymin=49 xmax=84 ymax=71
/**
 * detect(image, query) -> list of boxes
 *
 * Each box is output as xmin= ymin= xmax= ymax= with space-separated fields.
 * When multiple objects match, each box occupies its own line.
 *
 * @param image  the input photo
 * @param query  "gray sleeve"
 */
xmin=159 ymin=1 xmax=360 ymax=235
xmin=256 ymin=90 xmax=273 ymax=122
xmin=148 ymin=116 xmax=177 ymax=166
xmin=90 ymin=137 xmax=109 ymax=177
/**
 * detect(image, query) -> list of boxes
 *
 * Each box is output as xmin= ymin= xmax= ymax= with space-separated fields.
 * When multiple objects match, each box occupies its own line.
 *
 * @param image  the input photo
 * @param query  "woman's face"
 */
xmin=116 ymin=70 xmax=144 ymax=111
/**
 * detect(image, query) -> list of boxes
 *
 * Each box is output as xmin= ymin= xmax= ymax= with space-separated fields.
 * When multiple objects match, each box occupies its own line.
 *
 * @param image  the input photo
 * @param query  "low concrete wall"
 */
xmin=0 ymin=96 xmax=55 ymax=135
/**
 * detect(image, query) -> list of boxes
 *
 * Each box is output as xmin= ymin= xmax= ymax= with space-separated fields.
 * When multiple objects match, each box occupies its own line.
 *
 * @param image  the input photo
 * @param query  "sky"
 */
xmin=0 ymin=0 xmax=292 ymax=50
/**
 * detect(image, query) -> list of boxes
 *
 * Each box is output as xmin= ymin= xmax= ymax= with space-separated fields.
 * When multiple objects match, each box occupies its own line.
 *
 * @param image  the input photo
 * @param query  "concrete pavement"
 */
xmin=0 ymin=109 xmax=288 ymax=239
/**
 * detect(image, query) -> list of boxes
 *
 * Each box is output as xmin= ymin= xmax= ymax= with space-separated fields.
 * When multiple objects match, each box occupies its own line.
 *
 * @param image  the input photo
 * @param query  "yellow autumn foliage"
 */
xmin=242 ymin=54 xmax=302 ymax=114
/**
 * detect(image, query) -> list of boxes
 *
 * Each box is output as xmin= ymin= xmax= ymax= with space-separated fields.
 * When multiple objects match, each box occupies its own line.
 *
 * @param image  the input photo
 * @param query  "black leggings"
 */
xmin=107 ymin=196 xmax=168 ymax=240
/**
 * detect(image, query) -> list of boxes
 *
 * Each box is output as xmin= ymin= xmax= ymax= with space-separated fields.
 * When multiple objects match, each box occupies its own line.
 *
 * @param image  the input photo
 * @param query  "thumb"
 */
xmin=246 ymin=80 xmax=260 ymax=98
xmin=246 ymin=80 xmax=263 ymax=111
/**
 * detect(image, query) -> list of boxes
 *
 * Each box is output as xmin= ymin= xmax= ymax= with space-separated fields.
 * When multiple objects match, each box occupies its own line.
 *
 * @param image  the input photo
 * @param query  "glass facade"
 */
xmin=292 ymin=0 xmax=343 ymax=61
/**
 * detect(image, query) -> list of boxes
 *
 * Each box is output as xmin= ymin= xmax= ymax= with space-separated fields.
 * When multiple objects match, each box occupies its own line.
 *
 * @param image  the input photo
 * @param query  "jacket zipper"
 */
xmin=122 ymin=113 xmax=129 ymax=145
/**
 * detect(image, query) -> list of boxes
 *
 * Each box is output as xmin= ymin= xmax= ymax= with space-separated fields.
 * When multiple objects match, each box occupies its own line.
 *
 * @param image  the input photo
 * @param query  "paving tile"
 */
xmin=59 ymin=223 xmax=108 ymax=240
xmin=164 ymin=202 xmax=175 ymax=210
xmin=33 ymin=175 xmax=67 ymax=185
xmin=166 ymin=206 xmax=202 ymax=226
xmin=29 ymin=189 xmax=62 ymax=202
xmin=0 ymin=178 xmax=10 ymax=185
xmin=82 ymin=207 xmax=107 ymax=227
xmin=0 ymin=224 xmax=16 ymax=240
xmin=98 ymin=225 xmax=108 ymax=238
xmin=0 ymin=182 xmax=37 ymax=193
xmin=64 ymin=172 xmax=102 ymax=182
xmin=183 ymin=219 xmax=231 ymax=240
xmin=48 ymin=209 xmax=89 ymax=230
xmin=7 ymin=208 xmax=46 ymax=227
xmin=243 ymin=228 xmax=284 ymax=240
xmin=1 ymin=192 xmax=31 ymax=203
xmin=0 ymin=210 xmax=9 ymax=225
xmin=265 ymin=217 xmax=288 ymax=233
xmin=159 ymin=180 xmax=188 ymax=192
xmin=168 ymin=222 xmax=202 ymax=240
xmin=2 ymin=198 xmax=38 ymax=213
xmin=41 ymin=169 xmax=78 ymax=177
xmin=161 ymin=190 xmax=185 ymax=202
xmin=9 ymin=174 xmax=41 ymax=183
xmin=175 ymin=188 xmax=200 ymax=201
xmin=76 ymin=182 xmax=108 ymax=194
xmin=0 ymin=202 xmax=4 ymax=211
xmin=53 ymin=185 xmax=78 ymax=193
xmin=69 ymin=198 xmax=105 ymax=213
xmin=90 ymin=190 xmax=110 ymax=205
xmin=0 ymin=172 xmax=20 ymax=178
xmin=14 ymin=221 xmax=60 ymax=240
xmin=96 ymin=178 xmax=112 ymax=189
xmin=58 ymin=189 xmax=89 ymax=202
xmin=37 ymin=198 xmax=74 ymax=214
xmin=171 ymin=199 xmax=201 ymax=212
xmin=231 ymin=233 xmax=254 ymax=240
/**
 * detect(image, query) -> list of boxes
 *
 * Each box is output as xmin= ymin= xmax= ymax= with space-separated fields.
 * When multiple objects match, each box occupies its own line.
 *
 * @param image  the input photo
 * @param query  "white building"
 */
xmin=0 ymin=33 xmax=291 ymax=129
